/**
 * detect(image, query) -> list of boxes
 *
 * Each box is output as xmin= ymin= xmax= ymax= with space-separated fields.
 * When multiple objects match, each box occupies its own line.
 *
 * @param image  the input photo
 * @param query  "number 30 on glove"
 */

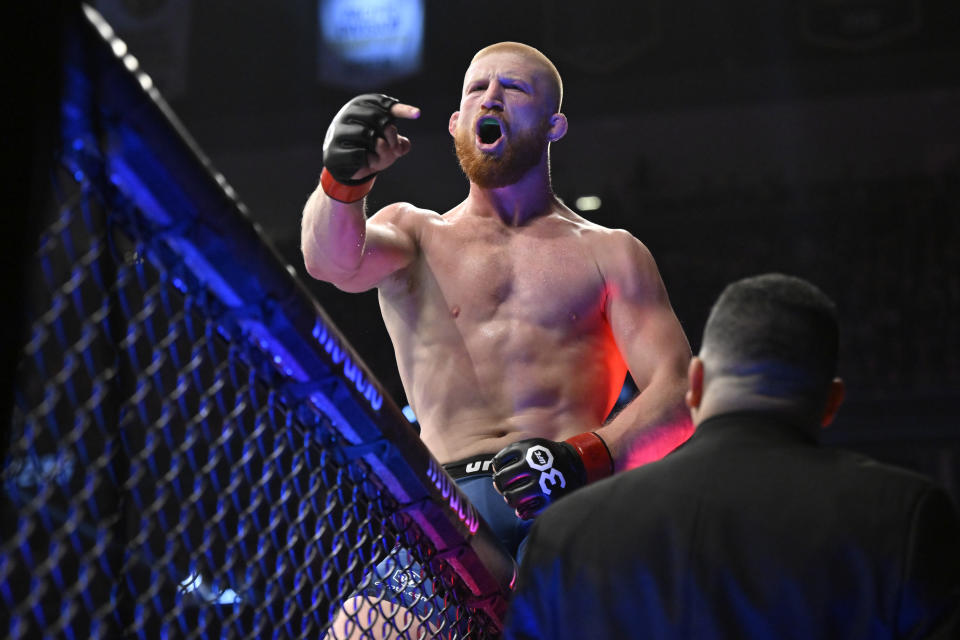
xmin=491 ymin=432 xmax=614 ymax=520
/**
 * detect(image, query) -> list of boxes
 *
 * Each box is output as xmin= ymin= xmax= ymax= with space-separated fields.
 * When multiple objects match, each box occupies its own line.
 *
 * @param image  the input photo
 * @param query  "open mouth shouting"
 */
xmin=475 ymin=115 xmax=505 ymax=152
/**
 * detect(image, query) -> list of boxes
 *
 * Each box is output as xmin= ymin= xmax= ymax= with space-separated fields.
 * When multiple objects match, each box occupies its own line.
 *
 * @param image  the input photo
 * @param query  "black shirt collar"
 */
xmin=691 ymin=410 xmax=820 ymax=447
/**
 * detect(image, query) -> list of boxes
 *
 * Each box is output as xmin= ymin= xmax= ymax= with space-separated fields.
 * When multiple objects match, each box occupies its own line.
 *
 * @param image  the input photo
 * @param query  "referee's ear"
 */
xmin=820 ymin=377 xmax=845 ymax=428
xmin=685 ymin=357 xmax=703 ymax=421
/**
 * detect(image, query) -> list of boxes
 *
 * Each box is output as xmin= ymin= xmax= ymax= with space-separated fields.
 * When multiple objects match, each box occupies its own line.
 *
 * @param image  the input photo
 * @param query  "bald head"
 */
xmin=469 ymin=42 xmax=563 ymax=112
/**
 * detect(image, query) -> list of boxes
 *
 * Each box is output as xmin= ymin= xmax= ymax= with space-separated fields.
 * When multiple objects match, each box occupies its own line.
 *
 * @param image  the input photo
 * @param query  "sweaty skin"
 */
xmin=302 ymin=48 xmax=692 ymax=470
xmin=381 ymin=202 xmax=638 ymax=463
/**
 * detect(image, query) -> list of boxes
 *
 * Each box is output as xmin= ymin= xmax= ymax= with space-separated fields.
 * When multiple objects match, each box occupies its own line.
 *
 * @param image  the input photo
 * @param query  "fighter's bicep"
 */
xmin=601 ymin=234 xmax=690 ymax=387
xmin=333 ymin=206 xmax=421 ymax=292
xmin=608 ymin=300 xmax=690 ymax=388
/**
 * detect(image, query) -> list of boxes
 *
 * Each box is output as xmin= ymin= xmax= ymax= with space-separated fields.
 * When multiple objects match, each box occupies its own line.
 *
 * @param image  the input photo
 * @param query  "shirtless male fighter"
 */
xmin=303 ymin=39 xmax=692 ymax=536
xmin=303 ymin=47 xmax=692 ymax=636
xmin=303 ymin=38 xmax=693 ymax=638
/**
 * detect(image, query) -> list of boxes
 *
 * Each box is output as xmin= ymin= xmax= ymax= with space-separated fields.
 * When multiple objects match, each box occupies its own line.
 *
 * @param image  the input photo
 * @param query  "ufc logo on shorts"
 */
xmin=525 ymin=445 xmax=566 ymax=495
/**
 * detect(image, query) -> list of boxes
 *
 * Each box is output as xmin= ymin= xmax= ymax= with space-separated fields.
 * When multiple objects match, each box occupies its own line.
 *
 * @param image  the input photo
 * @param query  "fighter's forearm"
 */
xmin=300 ymin=185 xmax=368 ymax=280
xmin=303 ymin=93 xmax=414 ymax=283
xmin=598 ymin=377 xmax=693 ymax=472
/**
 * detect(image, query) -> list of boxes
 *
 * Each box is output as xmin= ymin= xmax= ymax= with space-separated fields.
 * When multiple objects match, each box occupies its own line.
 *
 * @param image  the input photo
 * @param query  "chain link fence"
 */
xmin=1 ymin=5 xmax=513 ymax=639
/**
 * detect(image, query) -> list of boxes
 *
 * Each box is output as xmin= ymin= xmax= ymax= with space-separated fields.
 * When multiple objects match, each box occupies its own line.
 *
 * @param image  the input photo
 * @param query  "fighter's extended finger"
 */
xmin=390 ymin=103 xmax=421 ymax=121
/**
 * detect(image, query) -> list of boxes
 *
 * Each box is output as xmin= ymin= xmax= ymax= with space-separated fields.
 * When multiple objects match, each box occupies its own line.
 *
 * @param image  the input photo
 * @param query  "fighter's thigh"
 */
xmin=326 ymin=595 xmax=432 ymax=640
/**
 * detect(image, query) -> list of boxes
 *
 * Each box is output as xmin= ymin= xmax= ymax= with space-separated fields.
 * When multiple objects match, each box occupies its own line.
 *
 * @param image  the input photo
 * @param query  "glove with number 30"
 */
xmin=491 ymin=432 xmax=614 ymax=520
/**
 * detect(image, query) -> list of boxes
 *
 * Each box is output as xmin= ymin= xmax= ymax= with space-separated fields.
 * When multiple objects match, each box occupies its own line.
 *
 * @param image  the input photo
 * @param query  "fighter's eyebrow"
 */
xmin=463 ymin=75 xmax=533 ymax=95
xmin=499 ymin=75 xmax=532 ymax=92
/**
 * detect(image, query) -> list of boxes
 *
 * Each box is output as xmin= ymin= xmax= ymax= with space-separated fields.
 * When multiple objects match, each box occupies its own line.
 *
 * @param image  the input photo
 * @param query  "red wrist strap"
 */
xmin=320 ymin=167 xmax=376 ymax=203
xmin=565 ymin=431 xmax=614 ymax=484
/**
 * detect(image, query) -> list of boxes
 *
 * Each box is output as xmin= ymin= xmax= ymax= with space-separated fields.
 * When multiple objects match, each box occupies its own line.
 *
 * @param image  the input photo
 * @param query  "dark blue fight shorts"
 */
xmin=357 ymin=454 xmax=533 ymax=632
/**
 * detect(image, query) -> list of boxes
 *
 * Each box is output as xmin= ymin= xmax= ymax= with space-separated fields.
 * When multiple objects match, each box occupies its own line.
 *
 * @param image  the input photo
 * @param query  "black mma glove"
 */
xmin=321 ymin=93 xmax=399 ymax=202
xmin=492 ymin=432 xmax=614 ymax=520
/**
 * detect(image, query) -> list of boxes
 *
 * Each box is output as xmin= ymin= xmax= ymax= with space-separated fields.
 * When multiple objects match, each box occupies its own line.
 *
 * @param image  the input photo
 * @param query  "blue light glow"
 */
xmin=177 ymin=572 xmax=243 ymax=604
xmin=317 ymin=0 xmax=424 ymax=88
xmin=311 ymin=317 xmax=383 ymax=411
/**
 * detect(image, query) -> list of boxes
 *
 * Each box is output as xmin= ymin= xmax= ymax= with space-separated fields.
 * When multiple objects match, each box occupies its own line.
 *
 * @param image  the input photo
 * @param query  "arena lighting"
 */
xmin=317 ymin=0 xmax=424 ymax=88
xmin=575 ymin=195 xmax=602 ymax=211
xmin=177 ymin=573 xmax=243 ymax=604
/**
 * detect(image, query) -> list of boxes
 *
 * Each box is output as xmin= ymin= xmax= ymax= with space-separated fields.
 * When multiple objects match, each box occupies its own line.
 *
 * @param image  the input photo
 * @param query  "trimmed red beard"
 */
xmin=454 ymin=115 xmax=551 ymax=188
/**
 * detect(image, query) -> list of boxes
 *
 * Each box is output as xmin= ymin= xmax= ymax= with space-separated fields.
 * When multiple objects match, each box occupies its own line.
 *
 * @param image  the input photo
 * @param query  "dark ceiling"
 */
xmin=173 ymin=0 xmax=960 ymax=122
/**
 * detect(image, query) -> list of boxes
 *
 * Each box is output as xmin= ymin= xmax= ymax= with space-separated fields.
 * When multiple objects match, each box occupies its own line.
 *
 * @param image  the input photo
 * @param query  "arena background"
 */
xmin=147 ymin=0 xmax=959 ymax=499
xmin=11 ymin=0 xmax=960 ymax=529
xmin=4 ymin=1 xmax=958 ymax=637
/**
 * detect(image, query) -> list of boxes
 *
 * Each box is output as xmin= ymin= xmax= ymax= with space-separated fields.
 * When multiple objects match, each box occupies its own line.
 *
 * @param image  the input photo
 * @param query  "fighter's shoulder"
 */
xmin=556 ymin=208 xmax=646 ymax=248
xmin=369 ymin=201 xmax=444 ymax=235
xmin=572 ymin=225 xmax=666 ymax=305
xmin=571 ymin=221 xmax=655 ymax=271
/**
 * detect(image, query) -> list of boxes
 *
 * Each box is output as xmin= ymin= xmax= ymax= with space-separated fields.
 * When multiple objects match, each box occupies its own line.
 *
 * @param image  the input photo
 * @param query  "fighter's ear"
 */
xmin=547 ymin=112 xmax=567 ymax=142
xmin=448 ymin=111 xmax=460 ymax=137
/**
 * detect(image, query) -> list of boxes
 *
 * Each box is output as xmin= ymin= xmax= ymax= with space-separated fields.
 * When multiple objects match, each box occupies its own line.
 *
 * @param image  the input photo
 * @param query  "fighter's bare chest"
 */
xmin=417 ymin=223 xmax=605 ymax=321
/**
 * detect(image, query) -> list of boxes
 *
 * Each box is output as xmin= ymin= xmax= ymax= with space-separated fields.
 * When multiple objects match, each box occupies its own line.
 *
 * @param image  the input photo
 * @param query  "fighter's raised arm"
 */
xmin=300 ymin=94 xmax=421 ymax=292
